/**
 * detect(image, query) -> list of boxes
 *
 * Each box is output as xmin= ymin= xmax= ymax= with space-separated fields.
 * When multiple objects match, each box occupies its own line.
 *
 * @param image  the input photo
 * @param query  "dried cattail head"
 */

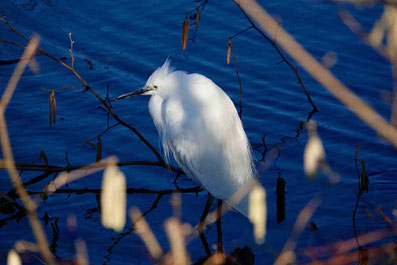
xmin=248 ymin=185 xmax=267 ymax=244
xmin=101 ymin=159 xmax=126 ymax=231
xmin=7 ymin=249 xmax=21 ymax=265
xmin=303 ymin=122 xmax=326 ymax=177
xmin=227 ymin=40 xmax=232 ymax=65
xmin=181 ymin=17 xmax=190 ymax=50
xmin=48 ymin=91 xmax=56 ymax=125
xmin=195 ymin=8 xmax=200 ymax=31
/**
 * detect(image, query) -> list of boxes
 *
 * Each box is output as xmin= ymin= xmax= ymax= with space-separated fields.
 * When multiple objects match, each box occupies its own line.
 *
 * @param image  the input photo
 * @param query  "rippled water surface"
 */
xmin=0 ymin=0 xmax=396 ymax=264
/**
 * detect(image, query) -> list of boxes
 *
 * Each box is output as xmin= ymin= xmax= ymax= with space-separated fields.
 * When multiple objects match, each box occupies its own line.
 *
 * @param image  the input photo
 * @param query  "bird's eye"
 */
xmin=153 ymin=85 xmax=158 ymax=89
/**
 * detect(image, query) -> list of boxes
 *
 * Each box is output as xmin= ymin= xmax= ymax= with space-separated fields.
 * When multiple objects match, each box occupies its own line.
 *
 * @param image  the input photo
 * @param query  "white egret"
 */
xmin=114 ymin=59 xmax=258 ymax=216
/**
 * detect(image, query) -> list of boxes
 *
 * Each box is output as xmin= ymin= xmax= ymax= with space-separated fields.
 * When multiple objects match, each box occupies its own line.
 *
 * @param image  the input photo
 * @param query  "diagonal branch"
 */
xmin=232 ymin=0 xmax=318 ymax=112
xmin=236 ymin=0 xmax=397 ymax=148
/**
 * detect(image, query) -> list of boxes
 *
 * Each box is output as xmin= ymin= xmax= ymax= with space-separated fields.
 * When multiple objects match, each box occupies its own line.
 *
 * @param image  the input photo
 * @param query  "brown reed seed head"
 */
xmin=195 ymin=8 xmax=200 ymax=31
xmin=48 ymin=91 xmax=56 ymax=125
xmin=7 ymin=249 xmax=22 ymax=265
xmin=227 ymin=40 xmax=232 ymax=64
xmin=181 ymin=17 xmax=190 ymax=50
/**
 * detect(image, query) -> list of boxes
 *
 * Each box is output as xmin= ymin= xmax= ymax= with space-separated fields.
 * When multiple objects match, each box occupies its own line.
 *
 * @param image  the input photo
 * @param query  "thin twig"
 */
xmin=353 ymin=145 xmax=362 ymax=222
xmin=216 ymin=199 xmax=223 ymax=252
xmin=41 ymin=157 xmax=186 ymax=197
xmin=69 ymin=33 xmax=74 ymax=69
xmin=229 ymin=25 xmax=253 ymax=40
xmin=228 ymin=41 xmax=244 ymax=116
xmin=0 ymin=160 xmax=184 ymax=174
xmin=198 ymin=194 xmax=214 ymax=256
xmin=82 ymin=123 xmax=120 ymax=150
xmin=0 ymin=190 xmax=25 ymax=211
xmin=41 ymin=85 xmax=84 ymax=92
xmin=28 ymin=186 xmax=203 ymax=196
xmin=227 ymin=26 xmax=253 ymax=116
xmin=0 ymin=39 xmax=27 ymax=49
xmin=185 ymin=0 xmax=208 ymax=16
xmin=6 ymin=171 xmax=53 ymax=200
xmin=352 ymin=145 xmax=364 ymax=259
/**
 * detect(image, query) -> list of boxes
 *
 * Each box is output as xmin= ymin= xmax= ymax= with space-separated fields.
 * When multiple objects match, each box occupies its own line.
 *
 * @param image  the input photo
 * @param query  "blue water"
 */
xmin=1 ymin=0 xmax=396 ymax=264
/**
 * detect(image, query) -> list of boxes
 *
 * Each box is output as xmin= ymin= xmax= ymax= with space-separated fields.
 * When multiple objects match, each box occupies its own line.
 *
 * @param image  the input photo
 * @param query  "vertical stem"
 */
xmin=198 ymin=194 xmax=214 ymax=256
xmin=0 ymin=35 xmax=55 ymax=265
xmin=216 ymin=199 xmax=223 ymax=252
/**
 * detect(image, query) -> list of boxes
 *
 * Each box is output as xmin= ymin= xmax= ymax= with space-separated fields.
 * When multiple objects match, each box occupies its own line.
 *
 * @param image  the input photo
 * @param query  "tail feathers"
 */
xmin=231 ymin=194 xmax=250 ymax=217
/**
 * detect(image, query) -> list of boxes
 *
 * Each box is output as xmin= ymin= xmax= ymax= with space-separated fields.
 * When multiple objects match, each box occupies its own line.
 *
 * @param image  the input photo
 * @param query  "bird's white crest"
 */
xmin=146 ymin=59 xmax=174 ymax=86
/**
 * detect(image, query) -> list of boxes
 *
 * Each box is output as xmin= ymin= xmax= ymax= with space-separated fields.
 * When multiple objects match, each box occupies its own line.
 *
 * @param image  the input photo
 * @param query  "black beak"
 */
xmin=111 ymin=88 xmax=151 ymax=102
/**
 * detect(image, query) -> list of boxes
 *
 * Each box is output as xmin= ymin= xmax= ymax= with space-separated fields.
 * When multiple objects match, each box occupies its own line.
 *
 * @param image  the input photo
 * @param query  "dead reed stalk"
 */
xmin=236 ymin=0 xmax=397 ymax=148
xmin=0 ymin=35 xmax=56 ymax=265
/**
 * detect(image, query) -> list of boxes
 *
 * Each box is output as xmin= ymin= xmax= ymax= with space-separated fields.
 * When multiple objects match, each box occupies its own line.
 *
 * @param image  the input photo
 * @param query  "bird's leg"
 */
xmin=198 ymin=193 xmax=214 ymax=256
xmin=216 ymin=199 xmax=223 ymax=253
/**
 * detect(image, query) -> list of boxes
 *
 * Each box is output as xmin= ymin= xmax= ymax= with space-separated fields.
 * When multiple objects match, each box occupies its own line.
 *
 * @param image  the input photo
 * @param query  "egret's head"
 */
xmin=143 ymin=59 xmax=174 ymax=95
xmin=112 ymin=59 xmax=175 ymax=102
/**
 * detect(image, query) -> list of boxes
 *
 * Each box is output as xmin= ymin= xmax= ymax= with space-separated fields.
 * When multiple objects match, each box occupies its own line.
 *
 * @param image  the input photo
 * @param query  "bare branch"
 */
xmin=0 ymin=160 xmax=184 ymax=175
xmin=236 ymin=0 xmax=397 ymax=148
xmin=69 ymin=32 xmax=75 ymax=69
xmin=41 ymin=85 xmax=84 ymax=92
xmin=0 ymin=18 xmax=177 ymax=171
xmin=232 ymin=0 xmax=319 ymax=111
